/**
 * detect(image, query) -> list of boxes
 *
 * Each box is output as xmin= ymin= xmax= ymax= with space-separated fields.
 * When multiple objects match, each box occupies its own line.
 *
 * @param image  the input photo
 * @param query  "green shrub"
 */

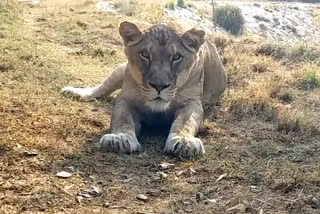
xmin=165 ymin=0 xmax=175 ymax=10
xmin=214 ymin=5 xmax=244 ymax=36
xmin=177 ymin=0 xmax=185 ymax=8
xmin=113 ymin=0 xmax=137 ymax=16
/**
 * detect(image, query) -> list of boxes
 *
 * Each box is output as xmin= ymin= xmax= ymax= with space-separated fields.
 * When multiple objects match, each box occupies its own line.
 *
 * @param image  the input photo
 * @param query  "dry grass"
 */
xmin=113 ymin=0 xmax=165 ymax=23
xmin=1 ymin=1 xmax=320 ymax=213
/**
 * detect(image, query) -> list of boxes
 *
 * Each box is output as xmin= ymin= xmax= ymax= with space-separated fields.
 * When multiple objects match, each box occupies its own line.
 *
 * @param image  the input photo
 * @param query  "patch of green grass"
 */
xmin=299 ymin=70 xmax=319 ymax=90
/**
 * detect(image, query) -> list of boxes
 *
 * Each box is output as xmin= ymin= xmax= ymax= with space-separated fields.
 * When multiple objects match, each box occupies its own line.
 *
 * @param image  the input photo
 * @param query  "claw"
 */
xmin=99 ymin=133 xmax=142 ymax=154
xmin=164 ymin=135 xmax=205 ymax=158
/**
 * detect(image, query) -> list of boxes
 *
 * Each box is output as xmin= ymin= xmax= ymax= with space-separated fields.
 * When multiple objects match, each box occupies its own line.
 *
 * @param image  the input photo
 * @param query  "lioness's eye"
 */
xmin=172 ymin=54 xmax=182 ymax=63
xmin=139 ymin=51 xmax=149 ymax=60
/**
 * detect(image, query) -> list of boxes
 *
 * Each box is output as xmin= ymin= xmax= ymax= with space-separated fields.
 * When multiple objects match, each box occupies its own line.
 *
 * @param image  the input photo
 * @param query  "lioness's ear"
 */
xmin=119 ymin=21 xmax=142 ymax=46
xmin=181 ymin=28 xmax=205 ymax=53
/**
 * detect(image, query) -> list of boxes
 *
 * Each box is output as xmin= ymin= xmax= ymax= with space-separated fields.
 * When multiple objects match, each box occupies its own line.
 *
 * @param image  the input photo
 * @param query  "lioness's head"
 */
xmin=119 ymin=21 xmax=205 ymax=111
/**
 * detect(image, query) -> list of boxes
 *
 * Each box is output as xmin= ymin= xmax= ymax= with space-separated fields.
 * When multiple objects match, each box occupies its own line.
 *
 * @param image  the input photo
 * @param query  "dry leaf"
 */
xmin=91 ymin=186 xmax=101 ymax=195
xmin=56 ymin=171 xmax=72 ymax=178
xmin=123 ymin=178 xmax=135 ymax=183
xmin=189 ymin=167 xmax=197 ymax=174
xmin=181 ymin=162 xmax=194 ymax=167
xmin=227 ymin=203 xmax=246 ymax=211
xmin=159 ymin=162 xmax=175 ymax=169
xmin=79 ymin=193 xmax=92 ymax=198
xmin=177 ymin=170 xmax=185 ymax=176
xmin=23 ymin=149 xmax=38 ymax=157
xmin=250 ymin=185 xmax=261 ymax=193
xmin=136 ymin=194 xmax=148 ymax=202
xmin=158 ymin=172 xmax=168 ymax=178
xmin=207 ymin=198 xmax=217 ymax=203
xmin=215 ymin=173 xmax=227 ymax=183
xmin=77 ymin=196 xmax=83 ymax=203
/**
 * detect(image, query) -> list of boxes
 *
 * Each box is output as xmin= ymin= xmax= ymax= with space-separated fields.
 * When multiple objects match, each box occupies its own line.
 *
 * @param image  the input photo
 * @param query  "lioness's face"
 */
xmin=119 ymin=22 xmax=205 ymax=110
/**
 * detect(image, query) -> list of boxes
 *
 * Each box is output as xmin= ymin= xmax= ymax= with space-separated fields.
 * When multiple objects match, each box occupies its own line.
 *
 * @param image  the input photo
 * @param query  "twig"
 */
xmin=53 ymin=183 xmax=74 ymax=197
xmin=254 ymin=198 xmax=273 ymax=206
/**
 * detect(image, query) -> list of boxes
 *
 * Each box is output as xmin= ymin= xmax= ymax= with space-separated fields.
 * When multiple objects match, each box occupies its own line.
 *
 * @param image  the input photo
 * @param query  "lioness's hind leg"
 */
xmin=61 ymin=62 xmax=127 ymax=100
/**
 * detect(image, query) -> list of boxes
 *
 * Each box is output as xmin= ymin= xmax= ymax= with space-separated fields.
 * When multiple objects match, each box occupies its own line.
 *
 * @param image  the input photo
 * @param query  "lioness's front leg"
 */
xmin=99 ymin=99 xmax=142 ymax=154
xmin=61 ymin=62 xmax=126 ymax=100
xmin=164 ymin=102 xmax=204 ymax=158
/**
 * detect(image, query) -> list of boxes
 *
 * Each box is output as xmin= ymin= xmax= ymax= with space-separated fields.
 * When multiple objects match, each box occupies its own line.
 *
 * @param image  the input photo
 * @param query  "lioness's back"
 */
xmin=201 ymin=40 xmax=227 ymax=107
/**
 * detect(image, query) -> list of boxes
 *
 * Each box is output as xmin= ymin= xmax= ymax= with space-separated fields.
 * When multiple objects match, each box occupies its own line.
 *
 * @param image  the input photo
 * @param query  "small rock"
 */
xmin=136 ymin=194 xmax=149 ymax=202
xmin=104 ymin=202 xmax=110 ymax=208
xmin=56 ymin=171 xmax=72 ymax=178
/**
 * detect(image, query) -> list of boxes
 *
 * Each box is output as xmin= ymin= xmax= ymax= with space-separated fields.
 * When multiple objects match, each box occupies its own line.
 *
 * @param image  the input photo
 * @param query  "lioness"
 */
xmin=62 ymin=21 xmax=227 ymax=158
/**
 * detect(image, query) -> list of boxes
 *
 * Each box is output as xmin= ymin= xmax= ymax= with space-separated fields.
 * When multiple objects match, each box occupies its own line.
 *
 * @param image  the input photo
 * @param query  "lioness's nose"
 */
xmin=148 ymin=81 xmax=170 ymax=93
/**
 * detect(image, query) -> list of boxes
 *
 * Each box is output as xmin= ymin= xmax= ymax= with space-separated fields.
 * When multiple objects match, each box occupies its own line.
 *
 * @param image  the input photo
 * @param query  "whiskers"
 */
xmin=138 ymin=84 xmax=177 ymax=112
xmin=160 ymin=86 xmax=177 ymax=101
xmin=140 ymin=83 xmax=158 ymax=101
xmin=140 ymin=84 xmax=177 ymax=102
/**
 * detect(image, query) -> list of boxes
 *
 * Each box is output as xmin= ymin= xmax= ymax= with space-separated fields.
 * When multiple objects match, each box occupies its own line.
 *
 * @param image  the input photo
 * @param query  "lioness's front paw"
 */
xmin=163 ymin=134 xmax=205 ymax=158
xmin=61 ymin=86 xmax=94 ymax=100
xmin=99 ymin=133 xmax=142 ymax=154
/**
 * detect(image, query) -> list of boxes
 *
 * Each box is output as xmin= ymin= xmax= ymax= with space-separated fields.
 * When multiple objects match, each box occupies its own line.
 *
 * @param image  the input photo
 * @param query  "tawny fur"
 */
xmin=62 ymin=21 xmax=227 ymax=158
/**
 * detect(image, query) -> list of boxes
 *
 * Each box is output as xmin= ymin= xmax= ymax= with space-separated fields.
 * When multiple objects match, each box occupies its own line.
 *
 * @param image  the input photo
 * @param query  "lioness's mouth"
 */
xmin=154 ymin=97 xmax=162 ymax=101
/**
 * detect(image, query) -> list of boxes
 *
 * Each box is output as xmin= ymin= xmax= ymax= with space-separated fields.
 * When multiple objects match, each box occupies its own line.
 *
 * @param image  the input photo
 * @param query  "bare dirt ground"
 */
xmin=1 ymin=0 xmax=320 ymax=213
